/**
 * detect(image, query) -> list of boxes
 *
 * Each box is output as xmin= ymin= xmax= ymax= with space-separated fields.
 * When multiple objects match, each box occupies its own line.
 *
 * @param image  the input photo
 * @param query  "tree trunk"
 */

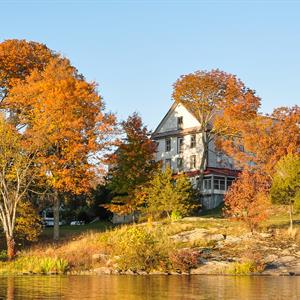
xmin=53 ymin=191 xmax=60 ymax=241
xmin=6 ymin=235 xmax=15 ymax=260
xmin=197 ymin=130 xmax=209 ymax=190
xmin=289 ymin=202 xmax=293 ymax=232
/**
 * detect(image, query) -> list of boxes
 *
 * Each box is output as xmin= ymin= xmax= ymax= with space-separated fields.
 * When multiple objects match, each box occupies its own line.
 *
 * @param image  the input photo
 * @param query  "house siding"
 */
xmin=152 ymin=102 xmax=239 ymax=210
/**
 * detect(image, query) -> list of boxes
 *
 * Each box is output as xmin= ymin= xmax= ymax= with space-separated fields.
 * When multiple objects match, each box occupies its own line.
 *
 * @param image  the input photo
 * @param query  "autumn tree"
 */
xmin=172 ymin=70 xmax=260 ymax=187
xmin=0 ymin=39 xmax=54 ymax=107
xmin=142 ymin=167 xmax=197 ymax=220
xmin=270 ymin=153 xmax=300 ymax=231
xmin=224 ymin=169 xmax=270 ymax=233
xmin=15 ymin=201 xmax=42 ymax=243
xmin=106 ymin=113 xmax=158 ymax=216
xmin=7 ymin=57 xmax=116 ymax=240
xmin=0 ymin=116 xmax=39 ymax=259
xmin=218 ymin=106 xmax=300 ymax=179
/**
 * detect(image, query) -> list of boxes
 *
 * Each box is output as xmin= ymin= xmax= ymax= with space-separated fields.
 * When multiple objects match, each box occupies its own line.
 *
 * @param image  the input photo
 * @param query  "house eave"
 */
xmin=152 ymin=126 xmax=202 ymax=140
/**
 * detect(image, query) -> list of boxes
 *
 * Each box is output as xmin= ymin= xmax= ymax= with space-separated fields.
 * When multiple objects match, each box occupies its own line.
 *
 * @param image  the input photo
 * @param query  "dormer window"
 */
xmin=177 ymin=116 xmax=183 ymax=129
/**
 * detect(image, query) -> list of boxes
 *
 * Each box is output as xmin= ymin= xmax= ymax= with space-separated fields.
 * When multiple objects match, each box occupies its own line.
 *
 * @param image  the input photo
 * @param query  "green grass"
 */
xmin=199 ymin=203 xmax=225 ymax=219
xmin=262 ymin=209 xmax=300 ymax=230
xmin=40 ymin=220 xmax=113 ymax=241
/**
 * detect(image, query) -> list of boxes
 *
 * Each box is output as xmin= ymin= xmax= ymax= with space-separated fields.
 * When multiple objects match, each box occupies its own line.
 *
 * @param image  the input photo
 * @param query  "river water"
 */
xmin=0 ymin=275 xmax=299 ymax=299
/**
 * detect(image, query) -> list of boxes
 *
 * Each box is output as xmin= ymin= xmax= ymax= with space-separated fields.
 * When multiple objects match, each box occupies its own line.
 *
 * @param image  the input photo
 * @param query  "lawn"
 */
xmin=40 ymin=220 xmax=113 ymax=241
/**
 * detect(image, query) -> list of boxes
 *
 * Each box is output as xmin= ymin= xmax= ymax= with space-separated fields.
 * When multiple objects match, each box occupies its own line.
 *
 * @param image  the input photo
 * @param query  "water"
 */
xmin=0 ymin=275 xmax=299 ymax=299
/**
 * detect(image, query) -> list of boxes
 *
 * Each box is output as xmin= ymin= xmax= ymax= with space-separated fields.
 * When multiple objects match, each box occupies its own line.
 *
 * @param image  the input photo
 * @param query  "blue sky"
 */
xmin=1 ymin=1 xmax=300 ymax=130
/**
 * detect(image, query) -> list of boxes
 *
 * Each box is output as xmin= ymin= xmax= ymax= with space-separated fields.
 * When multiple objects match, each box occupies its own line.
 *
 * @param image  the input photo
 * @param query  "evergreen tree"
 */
xmin=142 ymin=167 xmax=197 ymax=220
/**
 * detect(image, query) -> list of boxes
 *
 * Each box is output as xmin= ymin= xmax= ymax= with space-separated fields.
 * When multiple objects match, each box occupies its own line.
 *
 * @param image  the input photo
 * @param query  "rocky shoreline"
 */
xmin=68 ymin=227 xmax=300 ymax=276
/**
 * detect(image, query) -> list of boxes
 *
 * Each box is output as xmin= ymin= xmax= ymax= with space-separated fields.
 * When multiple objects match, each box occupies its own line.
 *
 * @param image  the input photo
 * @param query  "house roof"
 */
xmin=151 ymin=102 xmax=178 ymax=137
xmin=177 ymin=167 xmax=240 ymax=178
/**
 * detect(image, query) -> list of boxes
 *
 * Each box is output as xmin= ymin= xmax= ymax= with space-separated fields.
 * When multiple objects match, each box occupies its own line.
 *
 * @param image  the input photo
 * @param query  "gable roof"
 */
xmin=152 ymin=101 xmax=201 ymax=138
xmin=152 ymin=101 xmax=178 ymax=136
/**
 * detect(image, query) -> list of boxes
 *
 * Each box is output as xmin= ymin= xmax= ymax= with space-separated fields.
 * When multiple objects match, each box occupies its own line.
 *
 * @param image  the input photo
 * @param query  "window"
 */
xmin=165 ymin=159 xmax=171 ymax=169
xmin=177 ymin=116 xmax=183 ymax=129
xmin=165 ymin=138 xmax=171 ymax=152
xmin=213 ymin=176 xmax=226 ymax=190
xmin=190 ymin=134 xmax=196 ymax=148
xmin=177 ymin=137 xmax=184 ymax=153
xmin=190 ymin=155 xmax=196 ymax=169
xmin=238 ymin=145 xmax=245 ymax=152
xmin=177 ymin=158 xmax=183 ymax=171
xmin=227 ymin=177 xmax=235 ymax=189
xmin=203 ymin=177 xmax=212 ymax=190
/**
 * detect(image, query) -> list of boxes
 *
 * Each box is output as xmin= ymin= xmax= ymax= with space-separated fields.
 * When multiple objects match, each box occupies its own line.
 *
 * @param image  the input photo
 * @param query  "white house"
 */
xmin=152 ymin=102 xmax=239 ymax=209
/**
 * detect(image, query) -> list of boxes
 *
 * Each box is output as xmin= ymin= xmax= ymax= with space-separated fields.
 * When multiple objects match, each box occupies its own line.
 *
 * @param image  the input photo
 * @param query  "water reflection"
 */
xmin=0 ymin=275 xmax=299 ymax=299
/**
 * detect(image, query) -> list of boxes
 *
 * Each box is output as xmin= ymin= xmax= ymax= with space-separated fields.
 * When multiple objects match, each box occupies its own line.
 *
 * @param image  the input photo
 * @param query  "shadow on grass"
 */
xmin=39 ymin=220 xmax=114 ymax=242
xmin=198 ymin=203 xmax=225 ymax=219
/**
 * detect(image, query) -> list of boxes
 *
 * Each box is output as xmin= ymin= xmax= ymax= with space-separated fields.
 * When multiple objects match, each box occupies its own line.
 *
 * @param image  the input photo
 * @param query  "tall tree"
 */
xmin=270 ymin=153 xmax=300 ymax=230
xmin=0 ymin=116 xmax=38 ymax=259
xmin=106 ymin=113 xmax=158 ymax=216
xmin=0 ymin=39 xmax=54 ymax=106
xmin=7 ymin=58 xmax=115 ymax=240
xmin=218 ymin=105 xmax=300 ymax=178
xmin=172 ymin=70 xmax=260 ymax=187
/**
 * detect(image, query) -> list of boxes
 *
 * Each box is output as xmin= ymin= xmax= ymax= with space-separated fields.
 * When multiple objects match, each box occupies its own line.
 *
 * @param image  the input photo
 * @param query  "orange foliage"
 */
xmin=172 ymin=69 xmax=260 ymax=183
xmin=0 ymin=39 xmax=54 ymax=103
xmin=218 ymin=106 xmax=300 ymax=178
xmin=7 ymin=57 xmax=116 ymax=195
xmin=224 ymin=169 xmax=270 ymax=232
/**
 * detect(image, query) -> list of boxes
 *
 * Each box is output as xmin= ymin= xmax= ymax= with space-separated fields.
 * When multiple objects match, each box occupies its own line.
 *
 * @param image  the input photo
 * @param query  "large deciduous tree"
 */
xmin=0 ymin=39 xmax=54 ymax=105
xmin=106 ymin=113 xmax=158 ymax=216
xmin=0 ymin=116 xmax=38 ymax=259
xmin=172 ymin=70 xmax=260 ymax=187
xmin=218 ymin=105 xmax=300 ymax=179
xmin=7 ymin=57 xmax=115 ymax=240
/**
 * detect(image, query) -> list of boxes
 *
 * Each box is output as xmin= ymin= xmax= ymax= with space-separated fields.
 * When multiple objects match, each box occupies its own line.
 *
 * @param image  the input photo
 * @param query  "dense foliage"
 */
xmin=271 ymin=153 xmax=300 ymax=229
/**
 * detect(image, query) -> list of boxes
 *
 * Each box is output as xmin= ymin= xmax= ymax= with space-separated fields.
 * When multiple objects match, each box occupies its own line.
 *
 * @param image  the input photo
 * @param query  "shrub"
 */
xmin=0 ymin=250 xmax=7 ymax=261
xmin=224 ymin=169 xmax=270 ymax=233
xmin=102 ymin=225 xmax=173 ymax=272
xmin=227 ymin=261 xmax=257 ymax=275
xmin=0 ymin=256 xmax=69 ymax=275
xmin=169 ymin=248 xmax=200 ymax=273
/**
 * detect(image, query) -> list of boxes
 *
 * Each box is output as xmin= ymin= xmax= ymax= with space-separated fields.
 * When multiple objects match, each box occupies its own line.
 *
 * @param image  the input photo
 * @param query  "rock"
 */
xmin=123 ymin=269 xmax=136 ymax=275
xmin=277 ymin=256 xmax=296 ymax=264
xmin=168 ymin=271 xmax=181 ymax=275
xmin=171 ymin=228 xmax=209 ymax=243
xmin=210 ymin=234 xmax=225 ymax=242
xmin=92 ymin=253 xmax=109 ymax=261
xmin=149 ymin=271 xmax=168 ymax=275
xmin=224 ymin=236 xmax=241 ymax=243
xmin=281 ymin=249 xmax=291 ymax=256
xmin=259 ymin=233 xmax=272 ymax=239
xmin=93 ymin=267 xmax=113 ymax=275
xmin=136 ymin=271 xmax=148 ymax=275
xmin=190 ymin=261 xmax=230 ymax=275
xmin=264 ymin=254 xmax=278 ymax=263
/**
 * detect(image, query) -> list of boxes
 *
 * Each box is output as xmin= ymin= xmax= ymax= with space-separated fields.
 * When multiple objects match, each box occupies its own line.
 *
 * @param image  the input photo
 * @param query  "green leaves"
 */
xmin=142 ymin=167 xmax=198 ymax=219
xmin=271 ymin=153 xmax=300 ymax=208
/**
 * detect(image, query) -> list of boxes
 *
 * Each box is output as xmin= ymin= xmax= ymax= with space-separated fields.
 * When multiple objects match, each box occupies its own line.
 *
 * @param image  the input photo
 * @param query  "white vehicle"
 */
xmin=42 ymin=209 xmax=64 ymax=227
